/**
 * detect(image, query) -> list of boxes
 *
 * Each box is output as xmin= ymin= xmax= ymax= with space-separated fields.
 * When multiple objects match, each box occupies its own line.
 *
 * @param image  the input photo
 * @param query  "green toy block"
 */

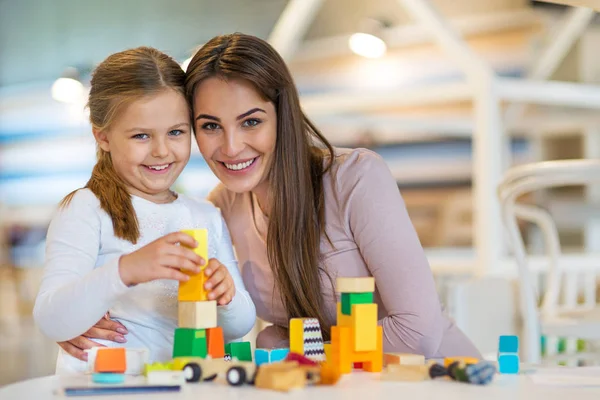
xmin=173 ymin=328 xmax=207 ymax=358
xmin=225 ymin=341 xmax=252 ymax=362
xmin=341 ymin=292 xmax=373 ymax=315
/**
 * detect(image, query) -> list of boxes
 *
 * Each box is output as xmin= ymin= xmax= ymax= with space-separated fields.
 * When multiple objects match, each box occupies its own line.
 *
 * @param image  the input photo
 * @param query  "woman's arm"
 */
xmin=33 ymin=191 xmax=129 ymax=342
xmin=344 ymin=151 xmax=444 ymax=357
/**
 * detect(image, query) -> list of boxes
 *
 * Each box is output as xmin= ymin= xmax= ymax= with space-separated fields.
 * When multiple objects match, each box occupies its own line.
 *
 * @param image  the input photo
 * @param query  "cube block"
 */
xmin=206 ymin=327 xmax=225 ymax=358
xmin=341 ymin=292 xmax=373 ymax=315
xmin=499 ymin=335 xmax=519 ymax=353
xmin=94 ymin=347 xmax=126 ymax=373
xmin=173 ymin=328 xmax=207 ymax=358
xmin=178 ymin=300 xmax=217 ymax=329
xmin=336 ymin=277 xmax=375 ymax=293
xmin=352 ymin=303 xmax=378 ymax=352
xmin=498 ymin=354 xmax=519 ymax=374
xmin=225 ymin=341 xmax=252 ymax=362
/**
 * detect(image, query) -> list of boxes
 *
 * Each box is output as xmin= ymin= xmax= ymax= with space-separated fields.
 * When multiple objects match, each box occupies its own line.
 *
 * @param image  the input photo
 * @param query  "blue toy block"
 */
xmin=270 ymin=348 xmax=289 ymax=363
xmin=255 ymin=349 xmax=270 ymax=366
xmin=92 ymin=373 xmax=125 ymax=384
xmin=498 ymin=354 xmax=519 ymax=374
xmin=498 ymin=335 xmax=519 ymax=354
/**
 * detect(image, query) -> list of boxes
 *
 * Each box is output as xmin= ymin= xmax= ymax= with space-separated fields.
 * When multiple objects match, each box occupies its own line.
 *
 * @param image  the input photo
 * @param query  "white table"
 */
xmin=2 ymin=370 xmax=600 ymax=400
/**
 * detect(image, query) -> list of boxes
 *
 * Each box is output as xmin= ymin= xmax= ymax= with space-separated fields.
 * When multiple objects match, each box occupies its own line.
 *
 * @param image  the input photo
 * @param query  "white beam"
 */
xmin=267 ymin=0 xmax=324 ymax=61
xmin=293 ymin=9 xmax=539 ymax=62
xmin=395 ymin=0 xmax=490 ymax=77
xmin=498 ymin=77 xmax=600 ymax=108
xmin=300 ymin=81 xmax=472 ymax=116
xmin=504 ymin=7 xmax=595 ymax=124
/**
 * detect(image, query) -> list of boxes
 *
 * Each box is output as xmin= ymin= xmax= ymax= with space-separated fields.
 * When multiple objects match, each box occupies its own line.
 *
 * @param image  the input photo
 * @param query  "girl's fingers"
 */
xmin=204 ymin=267 xmax=226 ymax=290
xmin=204 ymin=259 xmax=223 ymax=277
xmin=168 ymin=245 xmax=205 ymax=267
xmin=162 ymin=255 xmax=200 ymax=274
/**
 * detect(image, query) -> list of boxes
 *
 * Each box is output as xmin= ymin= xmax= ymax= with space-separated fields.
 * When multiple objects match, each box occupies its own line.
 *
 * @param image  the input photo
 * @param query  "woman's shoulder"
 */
xmin=206 ymin=183 xmax=247 ymax=214
xmin=326 ymin=147 xmax=389 ymax=181
xmin=176 ymin=192 xmax=222 ymax=217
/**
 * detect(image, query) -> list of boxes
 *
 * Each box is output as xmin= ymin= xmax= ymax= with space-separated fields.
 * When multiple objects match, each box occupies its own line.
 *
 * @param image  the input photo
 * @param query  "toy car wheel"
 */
xmin=183 ymin=363 xmax=202 ymax=383
xmin=226 ymin=366 xmax=246 ymax=386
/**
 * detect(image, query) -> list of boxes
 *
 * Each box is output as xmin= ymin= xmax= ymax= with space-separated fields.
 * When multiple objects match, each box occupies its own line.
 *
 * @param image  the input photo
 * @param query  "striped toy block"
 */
xmin=289 ymin=318 xmax=326 ymax=362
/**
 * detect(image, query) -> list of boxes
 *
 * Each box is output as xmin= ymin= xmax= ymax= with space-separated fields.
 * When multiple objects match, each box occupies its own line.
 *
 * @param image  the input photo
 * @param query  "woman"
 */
xmin=58 ymin=33 xmax=480 ymax=359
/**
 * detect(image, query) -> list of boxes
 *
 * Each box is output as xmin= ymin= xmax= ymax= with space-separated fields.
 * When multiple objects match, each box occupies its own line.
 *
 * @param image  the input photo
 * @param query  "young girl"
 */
xmin=33 ymin=46 xmax=256 ymax=374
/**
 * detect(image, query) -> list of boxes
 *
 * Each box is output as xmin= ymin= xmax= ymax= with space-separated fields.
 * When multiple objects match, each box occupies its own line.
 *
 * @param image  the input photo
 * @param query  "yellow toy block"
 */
xmin=444 ymin=356 xmax=479 ymax=367
xmin=336 ymin=277 xmax=375 ymax=293
xmin=383 ymin=353 xmax=425 ymax=366
xmin=289 ymin=319 xmax=304 ymax=355
xmin=178 ymin=300 xmax=217 ymax=329
xmin=178 ymin=229 xmax=209 ymax=302
xmin=323 ymin=343 xmax=332 ymax=362
xmin=289 ymin=318 xmax=325 ymax=361
xmin=336 ymin=302 xmax=352 ymax=327
xmin=352 ymin=303 xmax=377 ymax=352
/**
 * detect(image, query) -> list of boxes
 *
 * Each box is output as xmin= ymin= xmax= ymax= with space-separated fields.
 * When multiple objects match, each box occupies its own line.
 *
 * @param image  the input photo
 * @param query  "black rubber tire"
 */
xmin=226 ymin=366 xmax=247 ymax=386
xmin=183 ymin=363 xmax=202 ymax=383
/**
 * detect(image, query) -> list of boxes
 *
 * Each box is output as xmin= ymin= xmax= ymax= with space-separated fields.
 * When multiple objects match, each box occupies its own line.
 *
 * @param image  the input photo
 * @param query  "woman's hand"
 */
xmin=57 ymin=315 xmax=128 ymax=361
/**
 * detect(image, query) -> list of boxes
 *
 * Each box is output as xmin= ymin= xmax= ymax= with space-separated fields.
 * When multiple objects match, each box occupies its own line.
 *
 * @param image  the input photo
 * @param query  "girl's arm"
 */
xmin=33 ymin=191 xmax=129 ymax=342
xmin=213 ymin=213 xmax=257 ymax=341
xmin=344 ymin=151 xmax=445 ymax=357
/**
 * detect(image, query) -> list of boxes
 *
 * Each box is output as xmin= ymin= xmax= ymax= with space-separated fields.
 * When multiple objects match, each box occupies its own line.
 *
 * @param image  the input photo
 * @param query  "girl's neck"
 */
xmin=129 ymin=188 xmax=178 ymax=204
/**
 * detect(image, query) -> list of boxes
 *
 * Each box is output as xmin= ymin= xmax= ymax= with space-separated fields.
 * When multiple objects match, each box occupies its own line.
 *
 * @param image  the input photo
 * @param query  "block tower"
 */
xmin=330 ymin=277 xmax=382 ymax=374
xmin=173 ymin=229 xmax=224 ymax=359
xmin=498 ymin=335 xmax=519 ymax=374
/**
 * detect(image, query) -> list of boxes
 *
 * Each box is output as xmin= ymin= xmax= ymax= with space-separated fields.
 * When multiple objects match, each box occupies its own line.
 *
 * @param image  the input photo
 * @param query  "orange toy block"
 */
xmin=383 ymin=353 xmax=425 ymax=366
xmin=94 ymin=347 xmax=126 ymax=373
xmin=207 ymin=327 xmax=225 ymax=358
xmin=351 ymin=303 xmax=377 ymax=352
xmin=336 ymin=277 xmax=375 ymax=293
xmin=178 ymin=300 xmax=217 ymax=329
xmin=331 ymin=325 xmax=383 ymax=374
xmin=179 ymin=229 xmax=209 ymax=302
xmin=336 ymin=302 xmax=352 ymax=327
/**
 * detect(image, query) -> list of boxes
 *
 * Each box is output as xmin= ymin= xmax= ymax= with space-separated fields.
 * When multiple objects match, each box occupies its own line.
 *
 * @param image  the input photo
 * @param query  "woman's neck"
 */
xmin=252 ymin=181 xmax=271 ymax=218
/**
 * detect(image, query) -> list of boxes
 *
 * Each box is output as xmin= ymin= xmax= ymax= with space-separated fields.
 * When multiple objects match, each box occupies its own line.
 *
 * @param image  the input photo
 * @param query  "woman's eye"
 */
xmin=202 ymin=122 xmax=220 ymax=130
xmin=243 ymin=118 xmax=261 ymax=127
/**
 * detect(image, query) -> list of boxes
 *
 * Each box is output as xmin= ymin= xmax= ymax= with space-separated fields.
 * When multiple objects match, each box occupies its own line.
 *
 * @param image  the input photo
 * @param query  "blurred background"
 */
xmin=2 ymin=0 xmax=600 ymax=386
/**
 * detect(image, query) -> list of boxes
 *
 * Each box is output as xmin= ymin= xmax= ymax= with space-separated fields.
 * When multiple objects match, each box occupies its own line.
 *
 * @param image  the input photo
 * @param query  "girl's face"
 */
xmin=193 ymin=77 xmax=277 ymax=196
xmin=94 ymin=89 xmax=191 ymax=203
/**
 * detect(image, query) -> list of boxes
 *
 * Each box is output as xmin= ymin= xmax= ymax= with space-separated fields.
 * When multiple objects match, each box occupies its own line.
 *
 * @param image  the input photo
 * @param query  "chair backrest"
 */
xmin=498 ymin=160 xmax=600 ymax=319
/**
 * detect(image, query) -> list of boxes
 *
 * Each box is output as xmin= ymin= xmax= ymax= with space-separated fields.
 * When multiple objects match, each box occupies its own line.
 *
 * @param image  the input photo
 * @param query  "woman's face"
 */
xmin=193 ymin=77 xmax=277 ymax=195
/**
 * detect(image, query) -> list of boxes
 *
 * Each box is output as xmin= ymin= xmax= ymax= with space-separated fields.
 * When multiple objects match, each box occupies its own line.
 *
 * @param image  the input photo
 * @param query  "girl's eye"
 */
xmin=132 ymin=133 xmax=149 ymax=139
xmin=243 ymin=118 xmax=261 ymax=127
xmin=169 ymin=129 xmax=184 ymax=136
xmin=202 ymin=122 xmax=220 ymax=130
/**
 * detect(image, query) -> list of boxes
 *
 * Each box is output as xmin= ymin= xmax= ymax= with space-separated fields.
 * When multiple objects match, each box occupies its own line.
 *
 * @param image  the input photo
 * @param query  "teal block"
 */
xmin=255 ymin=349 xmax=269 ymax=366
xmin=173 ymin=328 xmax=207 ymax=358
xmin=270 ymin=348 xmax=289 ymax=362
xmin=225 ymin=341 xmax=252 ymax=362
xmin=498 ymin=335 xmax=518 ymax=353
xmin=341 ymin=292 xmax=373 ymax=315
xmin=92 ymin=373 xmax=125 ymax=384
xmin=498 ymin=354 xmax=519 ymax=374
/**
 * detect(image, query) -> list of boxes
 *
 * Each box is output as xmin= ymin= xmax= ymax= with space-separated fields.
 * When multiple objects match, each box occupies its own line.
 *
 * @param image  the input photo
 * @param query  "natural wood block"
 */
xmin=380 ymin=364 xmax=430 ymax=382
xmin=383 ymin=353 xmax=425 ymax=366
xmin=336 ymin=277 xmax=375 ymax=293
xmin=178 ymin=300 xmax=217 ymax=329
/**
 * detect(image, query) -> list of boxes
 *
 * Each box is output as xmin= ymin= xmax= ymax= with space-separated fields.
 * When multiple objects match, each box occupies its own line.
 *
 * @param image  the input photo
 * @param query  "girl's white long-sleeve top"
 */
xmin=33 ymin=189 xmax=256 ymax=374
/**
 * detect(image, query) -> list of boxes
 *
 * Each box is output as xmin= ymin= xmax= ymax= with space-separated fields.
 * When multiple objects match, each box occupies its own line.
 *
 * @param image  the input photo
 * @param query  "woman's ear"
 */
xmin=93 ymin=128 xmax=110 ymax=152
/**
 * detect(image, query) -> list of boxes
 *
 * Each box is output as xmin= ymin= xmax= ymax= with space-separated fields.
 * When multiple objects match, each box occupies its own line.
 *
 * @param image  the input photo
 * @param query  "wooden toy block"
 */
xmin=336 ymin=277 xmax=375 ymax=293
xmin=352 ymin=303 xmax=378 ymax=352
xmin=341 ymin=292 xmax=373 ymax=315
xmin=146 ymin=370 xmax=186 ymax=385
xmin=178 ymin=229 xmax=209 ymax=302
xmin=336 ymin=302 xmax=352 ymax=327
xmin=94 ymin=348 xmax=126 ymax=373
xmin=254 ymin=362 xmax=309 ymax=392
xmin=225 ymin=341 xmax=252 ymax=362
xmin=92 ymin=372 xmax=125 ymax=384
xmin=443 ymin=356 xmax=479 ymax=368
xmin=331 ymin=325 xmax=383 ymax=374
xmin=206 ymin=327 xmax=225 ymax=358
xmin=498 ymin=354 xmax=519 ymax=374
xmin=178 ymin=300 xmax=217 ymax=329
xmin=383 ymin=353 xmax=425 ymax=366
xmin=173 ymin=328 xmax=207 ymax=358
xmin=380 ymin=364 xmax=430 ymax=382
xmin=289 ymin=318 xmax=326 ymax=361
xmin=498 ymin=335 xmax=519 ymax=354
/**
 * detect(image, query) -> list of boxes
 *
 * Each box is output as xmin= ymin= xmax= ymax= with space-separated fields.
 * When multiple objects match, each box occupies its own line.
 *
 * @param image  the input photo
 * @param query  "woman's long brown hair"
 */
xmin=61 ymin=46 xmax=187 ymax=243
xmin=185 ymin=33 xmax=336 ymax=339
